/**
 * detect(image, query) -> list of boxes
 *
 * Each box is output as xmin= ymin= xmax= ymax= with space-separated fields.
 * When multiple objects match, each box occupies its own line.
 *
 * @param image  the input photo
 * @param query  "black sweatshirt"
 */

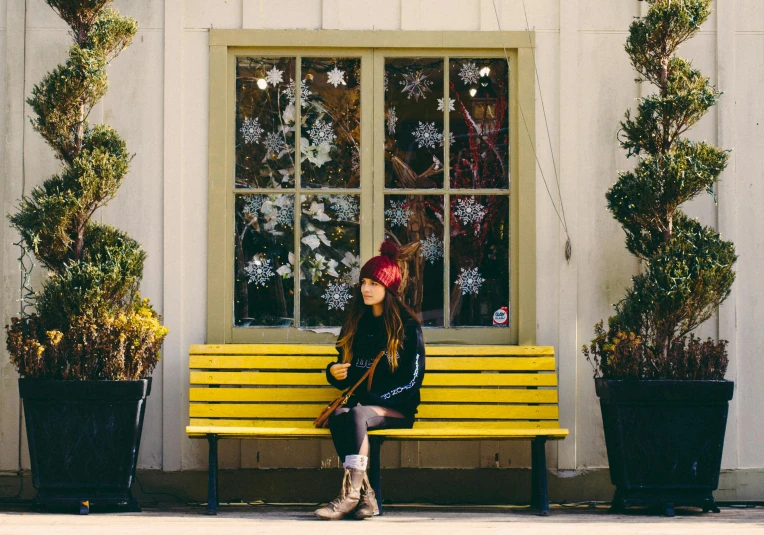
xmin=325 ymin=310 xmax=426 ymax=418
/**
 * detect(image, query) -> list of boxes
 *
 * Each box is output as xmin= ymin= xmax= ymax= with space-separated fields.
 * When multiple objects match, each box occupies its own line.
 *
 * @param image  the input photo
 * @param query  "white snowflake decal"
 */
xmin=439 ymin=131 xmax=455 ymax=147
xmin=245 ymin=257 xmax=274 ymax=286
xmin=265 ymin=66 xmax=283 ymax=87
xmin=455 ymin=267 xmax=485 ymax=296
xmin=420 ymin=235 xmax=444 ymax=264
xmin=387 ymin=107 xmax=397 ymax=135
xmin=299 ymin=79 xmax=312 ymax=105
xmin=384 ymin=71 xmax=389 ymax=92
xmin=454 ymin=196 xmax=487 ymax=225
xmin=459 ymin=62 xmax=481 ymax=85
xmin=264 ymin=132 xmax=285 ymax=154
xmin=327 ymin=66 xmax=346 ymax=88
xmin=243 ymin=195 xmax=264 ymax=217
xmin=400 ymin=70 xmax=433 ymax=101
xmin=331 ymin=196 xmax=359 ymax=222
xmin=283 ymin=78 xmax=312 ymax=107
xmin=240 ymin=117 xmax=262 ymax=144
xmin=309 ymin=119 xmax=336 ymax=146
xmin=275 ymin=204 xmax=294 ymax=227
xmin=413 ymin=121 xmax=440 ymax=149
xmin=282 ymin=80 xmax=295 ymax=104
xmin=438 ymin=97 xmax=456 ymax=112
xmin=323 ymin=281 xmax=352 ymax=311
xmin=385 ymin=200 xmax=411 ymax=227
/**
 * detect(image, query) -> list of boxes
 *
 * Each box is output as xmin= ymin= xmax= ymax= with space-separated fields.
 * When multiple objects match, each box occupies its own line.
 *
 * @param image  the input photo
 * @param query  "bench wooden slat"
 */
xmin=431 ymin=374 xmax=559 ymax=387
xmin=189 ymin=418 xmax=562 ymax=429
xmin=425 ymin=346 xmax=555 ymax=356
xmin=191 ymin=344 xmax=339 ymax=355
xmin=190 ymin=356 xmax=336 ymax=369
xmin=190 ymin=355 xmax=556 ymax=371
xmin=190 ymin=403 xmax=559 ymax=420
xmin=191 ymin=371 xmax=558 ymax=387
xmin=369 ymin=428 xmax=568 ymax=440
xmin=185 ymin=425 xmax=568 ymax=440
xmin=190 ymin=371 xmax=328 ymax=385
xmin=191 ymin=344 xmax=556 ymax=357
xmin=423 ymin=388 xmax=557 ymax=403
xmin=190 ymin=387 xmax=336 ymax=402
xmin=426 ymin=357 xmax=555 ymax=371
xmin=190 ymin=387 xmax=558 ymax=403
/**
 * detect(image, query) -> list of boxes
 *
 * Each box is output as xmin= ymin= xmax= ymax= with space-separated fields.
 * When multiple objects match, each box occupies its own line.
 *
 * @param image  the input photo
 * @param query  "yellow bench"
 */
xmin=186 ymin=344 xmax=568 ymax=515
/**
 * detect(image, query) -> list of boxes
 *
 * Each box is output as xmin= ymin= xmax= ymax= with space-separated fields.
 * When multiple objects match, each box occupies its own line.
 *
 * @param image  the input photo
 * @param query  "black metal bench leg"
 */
xmin=369 ymin=438 xmax=383 ymax=515
xmin=531 ymin=437 xmax=550 ymax=516
xmin=530 ymin=437 xmax=539 ymax=509
xmin=207 ymin=434 xmax=219 ymax=515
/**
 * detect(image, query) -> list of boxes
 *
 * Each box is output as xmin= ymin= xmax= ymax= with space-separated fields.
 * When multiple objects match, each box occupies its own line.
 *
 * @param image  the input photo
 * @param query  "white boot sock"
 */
xmin=342 ymin=454 xmax=368 ymax=471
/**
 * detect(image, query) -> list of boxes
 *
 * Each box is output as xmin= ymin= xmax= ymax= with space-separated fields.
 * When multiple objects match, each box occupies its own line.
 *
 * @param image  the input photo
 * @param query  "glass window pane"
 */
xmin=300 ymin=58 xmax=361 ymax=189
xmin=236 ymin=57 xmax=297 ymax=189
xmin=384 ymin=195 xmax=445 ymax=327
xmin=385 ymin=58 xmax=445 ymax=189
xmin=234 ymin=194 xmax=295 ymax=327
xmin=300 ymin=194 xmax=361 ymax=328
xmin=449 ymin=195 xmax=509 ymax=327
xmin=449 ymin=58 xmax=509 ymax=189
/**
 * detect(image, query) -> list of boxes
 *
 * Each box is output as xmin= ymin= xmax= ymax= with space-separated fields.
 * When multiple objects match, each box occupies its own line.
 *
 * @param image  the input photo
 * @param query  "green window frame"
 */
xmin=206 ymin=30 xmax=537 ymax=345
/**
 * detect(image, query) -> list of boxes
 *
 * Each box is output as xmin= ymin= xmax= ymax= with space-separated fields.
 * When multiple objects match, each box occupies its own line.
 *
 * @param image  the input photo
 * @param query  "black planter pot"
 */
xmin=595 ymin=378 xmax=734 ymax=516
xmin=19 ymin=378 xmax=151 ymax=512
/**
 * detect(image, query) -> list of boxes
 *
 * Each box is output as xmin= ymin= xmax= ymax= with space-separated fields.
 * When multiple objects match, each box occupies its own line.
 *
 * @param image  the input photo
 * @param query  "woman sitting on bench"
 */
xmin=315 ymin=241 xmax=426 ymax=520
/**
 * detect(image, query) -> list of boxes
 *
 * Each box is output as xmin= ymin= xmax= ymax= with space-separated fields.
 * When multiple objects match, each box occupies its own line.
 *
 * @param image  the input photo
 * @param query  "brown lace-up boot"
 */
xmin=351 ymin=472 xmax=379 ymax=519
xmin=314 ymin=468 xmax=363 ymax=520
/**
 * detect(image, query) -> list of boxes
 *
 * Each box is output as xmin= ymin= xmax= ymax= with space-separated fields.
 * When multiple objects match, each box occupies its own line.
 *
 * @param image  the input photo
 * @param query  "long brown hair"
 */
xmin=336 ymin=285 xmax=420 ymax=372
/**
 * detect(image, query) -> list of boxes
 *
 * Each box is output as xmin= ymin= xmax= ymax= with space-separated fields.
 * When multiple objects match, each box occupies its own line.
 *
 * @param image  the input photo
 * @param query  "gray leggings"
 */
xmin=328 ymin=405 xmax=413 ymax=461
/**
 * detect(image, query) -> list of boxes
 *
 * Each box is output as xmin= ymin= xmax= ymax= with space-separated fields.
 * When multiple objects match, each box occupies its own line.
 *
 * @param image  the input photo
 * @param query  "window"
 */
xmin=207 ymin=31 xmax=537 ymax=345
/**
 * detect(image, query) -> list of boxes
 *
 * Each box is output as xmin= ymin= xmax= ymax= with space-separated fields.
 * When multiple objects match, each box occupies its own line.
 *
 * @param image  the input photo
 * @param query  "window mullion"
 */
xmin=373 ymin=50 xmax=386 ymax=254
xmin=443 ymin=55 xmax=451 ymax=329
xmin=294 ymin=56 xmax=302 ymax=328
xmin=359 ymin=51 xmax=374 ymax=266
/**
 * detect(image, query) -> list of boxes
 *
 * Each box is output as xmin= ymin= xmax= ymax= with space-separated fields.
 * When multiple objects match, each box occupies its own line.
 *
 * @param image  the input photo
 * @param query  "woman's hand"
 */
xmin=330 ymin=363 xmax=351 ymax=381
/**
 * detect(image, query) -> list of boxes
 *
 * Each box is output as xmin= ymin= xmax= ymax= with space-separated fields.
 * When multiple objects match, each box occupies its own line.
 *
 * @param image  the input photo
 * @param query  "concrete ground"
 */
xmin=1 ymin=504 xmax=764 ymax=534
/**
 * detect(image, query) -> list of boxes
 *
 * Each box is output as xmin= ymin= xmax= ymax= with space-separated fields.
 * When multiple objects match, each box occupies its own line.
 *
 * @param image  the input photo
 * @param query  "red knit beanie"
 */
xmin=360 ymin=241 xmax=402 ymax=294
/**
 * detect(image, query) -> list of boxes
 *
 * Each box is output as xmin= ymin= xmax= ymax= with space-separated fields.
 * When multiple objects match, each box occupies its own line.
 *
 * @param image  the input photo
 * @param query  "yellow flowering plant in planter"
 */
xmin=4 ymin=0 xmax=167 ymax=514
xmin=6 ymin=296 xmax=166 ymax=381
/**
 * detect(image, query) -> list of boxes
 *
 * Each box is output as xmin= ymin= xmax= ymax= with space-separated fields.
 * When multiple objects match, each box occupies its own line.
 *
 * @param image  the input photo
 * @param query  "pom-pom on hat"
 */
xmin=360 ymin=240 xmax=402 ymax=294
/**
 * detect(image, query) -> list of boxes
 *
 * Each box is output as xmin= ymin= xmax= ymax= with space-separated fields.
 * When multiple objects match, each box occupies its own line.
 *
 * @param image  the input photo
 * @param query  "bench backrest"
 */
xmin=189 ymin=344 xmax=560 ymax=430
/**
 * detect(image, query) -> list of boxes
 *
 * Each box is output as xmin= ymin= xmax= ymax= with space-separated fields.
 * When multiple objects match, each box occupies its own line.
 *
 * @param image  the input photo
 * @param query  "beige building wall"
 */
xmin=1 ymin=0 xmax=762 ymax=495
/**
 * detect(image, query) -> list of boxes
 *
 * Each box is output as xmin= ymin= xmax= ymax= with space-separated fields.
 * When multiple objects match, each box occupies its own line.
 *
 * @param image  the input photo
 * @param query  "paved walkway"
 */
xmin=1 ymin=505 xmax=764 ymax=534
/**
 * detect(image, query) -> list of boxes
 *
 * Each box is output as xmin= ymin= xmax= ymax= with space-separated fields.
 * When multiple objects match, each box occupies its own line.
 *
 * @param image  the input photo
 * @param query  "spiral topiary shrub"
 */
xmin=583 ymin=0 xmax=736 ymax=380
xmin=5 ymin=0 xmax=167 ymax=380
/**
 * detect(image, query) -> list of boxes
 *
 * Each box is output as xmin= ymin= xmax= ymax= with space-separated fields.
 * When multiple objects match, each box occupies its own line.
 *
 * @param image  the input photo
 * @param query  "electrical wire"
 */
xmin=1 ymin=241 xmax=30 ymax=502
xmin=0 ymin=471 xmax=25 ymax=503
xmin=134 ymin=475 xmax=203 ymax=507
xmin=491 ymin=0 xmax=573 ymax=262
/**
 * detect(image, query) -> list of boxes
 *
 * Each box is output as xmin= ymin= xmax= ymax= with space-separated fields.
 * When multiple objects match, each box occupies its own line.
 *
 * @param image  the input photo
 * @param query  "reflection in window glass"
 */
xmin=384 ymin=195 xmax=444 ymax=327
xmin=449 ymin=195 xmax=509 ymax=327
xmin=235 ymin=57 xmax=296 ymax=189
xmin=449 ymin=58 xmax=509 ymax=190
xmin=234 ymin=194 xmax=295 ymax=326
xmin=301 ymin=58 xmax=361 ymax=189
xmin=300 ymin=194 xmax=361 ymax=328
xmin=384 ymin=58 xmax=444 ymax=189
